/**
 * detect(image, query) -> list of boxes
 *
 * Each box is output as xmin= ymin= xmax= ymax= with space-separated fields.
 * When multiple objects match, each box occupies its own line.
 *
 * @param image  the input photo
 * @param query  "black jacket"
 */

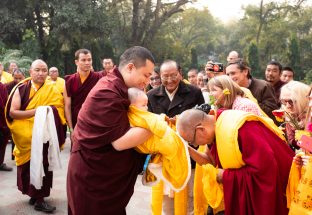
xmin=147 ymin=81 xmax=205 ymax=117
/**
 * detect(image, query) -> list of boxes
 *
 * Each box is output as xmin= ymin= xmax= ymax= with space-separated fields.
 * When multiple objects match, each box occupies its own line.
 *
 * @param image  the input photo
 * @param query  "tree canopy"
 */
xmin=0 ymin=0 xmax=311 ymax=82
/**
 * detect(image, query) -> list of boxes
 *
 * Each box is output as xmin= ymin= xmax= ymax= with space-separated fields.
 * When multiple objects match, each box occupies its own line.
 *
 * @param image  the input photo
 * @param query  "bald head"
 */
xmin=177 ymin=109 xmax=216 ymax=146
xmin=30 ymin=59 xmax=48 ymax=85
xmin=31 ymin=59 xmax=47 ymax=69
xmin=49 ymin=66 xmax=59 ymax=81
xmin=227 ymin=51 xmax=239 ymax=63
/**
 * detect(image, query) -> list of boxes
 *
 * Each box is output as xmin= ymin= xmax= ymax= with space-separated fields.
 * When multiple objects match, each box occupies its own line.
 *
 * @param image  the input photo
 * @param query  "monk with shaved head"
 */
xmin=5 ymin=59 xmax=66 ymax=213
xmin=177 ymin=108 xmax=294 ymax=215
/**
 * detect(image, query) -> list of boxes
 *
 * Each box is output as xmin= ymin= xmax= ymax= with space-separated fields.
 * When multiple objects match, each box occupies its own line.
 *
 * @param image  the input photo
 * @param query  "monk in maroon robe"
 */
xmin=177 ymin=109 xmax=294 ymax=215
xmin=64 ymin=49 xmax=104 ymax=132
xmin=67 ymin=46 xmax=155 ymax=215
xmin=0 ymin=82 xmax=11 ymax=171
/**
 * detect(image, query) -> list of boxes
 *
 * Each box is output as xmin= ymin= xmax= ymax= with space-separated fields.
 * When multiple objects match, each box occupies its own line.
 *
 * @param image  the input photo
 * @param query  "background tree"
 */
xmin=247 ymin=42 xmax=261 ymax=78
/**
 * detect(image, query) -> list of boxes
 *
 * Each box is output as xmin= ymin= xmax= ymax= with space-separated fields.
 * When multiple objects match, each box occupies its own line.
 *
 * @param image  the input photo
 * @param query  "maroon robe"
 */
xmin=67 ymin=68 xmax=145 ymax=215
xmin=214 ymin=120 xmax=294 ymax=215
xmin=65 ymin=71 xmax=104 ymax=128
xmin=6 ymin=81 xmax=65 ymax=199
xmin=5 ymin=81 xmax=17 ymax=95
xmin=0 ymin=83 xmax=9 ymax=164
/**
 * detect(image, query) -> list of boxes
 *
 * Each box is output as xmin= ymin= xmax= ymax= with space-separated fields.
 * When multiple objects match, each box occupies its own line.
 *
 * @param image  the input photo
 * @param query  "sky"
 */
xmin=190 ymin=0 xmax=312 ymax=23
xmin=191 ymin=0 xmax=261 ymax=23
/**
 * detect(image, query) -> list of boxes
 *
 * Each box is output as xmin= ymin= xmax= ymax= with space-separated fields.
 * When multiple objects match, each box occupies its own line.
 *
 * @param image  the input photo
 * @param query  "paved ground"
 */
xmin=0 ymin=139 xmax=152 ymax=215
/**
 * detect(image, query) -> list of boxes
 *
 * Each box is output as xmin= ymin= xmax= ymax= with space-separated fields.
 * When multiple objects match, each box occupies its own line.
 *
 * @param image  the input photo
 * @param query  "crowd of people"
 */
xmin=0 ymin=46 xmax=311 ymax=215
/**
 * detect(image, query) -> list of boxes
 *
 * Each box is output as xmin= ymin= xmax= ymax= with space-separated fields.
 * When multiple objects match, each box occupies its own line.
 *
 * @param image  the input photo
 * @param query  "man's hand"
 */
xmin=216 ymin=168 xmax=224 ymax=184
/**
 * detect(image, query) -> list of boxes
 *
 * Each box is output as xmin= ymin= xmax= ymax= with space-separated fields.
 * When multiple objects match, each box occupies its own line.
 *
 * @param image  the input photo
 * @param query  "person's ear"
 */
xmin=126 ymin=63 xmax=135 ymax=73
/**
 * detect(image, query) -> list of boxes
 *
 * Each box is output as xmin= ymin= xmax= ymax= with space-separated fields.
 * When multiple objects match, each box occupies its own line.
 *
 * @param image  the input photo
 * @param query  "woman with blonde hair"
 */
xmin=208 ymin=75 xmax=261 ymax=116
xmin=280 ymin=81 xmax=310 ymax=149
xmin=287 ymin=86 xmax=312 ymax=215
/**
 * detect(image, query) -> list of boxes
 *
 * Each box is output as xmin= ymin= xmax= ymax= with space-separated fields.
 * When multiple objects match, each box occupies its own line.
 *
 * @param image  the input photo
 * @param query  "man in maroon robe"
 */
xmin=0 ymin=82 xmax=11 ymax=171
xmin=177 ymin=109 xmax=295 ymax=215
xmin=67 ymin=46 xmax=155 ymax=215
xmin=63 ymin=49 xmax=104 ymax=136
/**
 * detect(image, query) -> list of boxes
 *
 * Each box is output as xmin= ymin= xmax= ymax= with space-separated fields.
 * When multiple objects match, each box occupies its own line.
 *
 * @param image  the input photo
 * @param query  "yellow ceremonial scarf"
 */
xmin=5 ymin=78 xmax=66 ymax=166
xmin=193 ymin=110 xmax=286 ymax=214
xmin=128 ymin=105 xmax=190 ymax=214
xmin=288 ymin=157 xmax=312 ymax=214
xmin=0 ymin=71 xmax=14 ymax=84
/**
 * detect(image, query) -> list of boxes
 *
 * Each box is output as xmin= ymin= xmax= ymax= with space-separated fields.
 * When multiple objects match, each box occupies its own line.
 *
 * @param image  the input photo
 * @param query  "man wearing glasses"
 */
xmin=177 ymin=108 xmax=294 ymax=215
xmin=147 ymin=60 xmax=205 ymax=214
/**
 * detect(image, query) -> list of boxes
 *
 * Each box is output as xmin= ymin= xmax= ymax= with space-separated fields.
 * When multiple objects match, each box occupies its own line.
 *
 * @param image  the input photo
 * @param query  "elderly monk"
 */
xmin=47 ymin=67 xmax=65 ymax=94
xmin=67 ymin=46 xmax=156 ymax=215
xmin=63 ymin=49 xmax=104 ymax=137
xmin=5 ymin=59 xmax=66 ymax=213
xmin=176 ymin=109 xmax=294 ymax=215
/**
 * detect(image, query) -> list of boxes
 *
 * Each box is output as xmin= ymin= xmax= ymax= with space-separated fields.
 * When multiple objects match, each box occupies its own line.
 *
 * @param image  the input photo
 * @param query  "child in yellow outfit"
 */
xmin=127 ymin=87 xmax=191 ymax=192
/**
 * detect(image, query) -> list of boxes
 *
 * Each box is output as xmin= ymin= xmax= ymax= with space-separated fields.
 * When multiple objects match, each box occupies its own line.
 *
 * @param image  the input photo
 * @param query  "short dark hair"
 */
xmin=227 ymin=58 xmax=252 ymax=79
xmin=75 ymin=49 xmax=91 ymax=60
xmin=282 ymin=66 xmax=294 ymax=74
xmin=119 ymin=46 xmax=155 ymax=70
xmin=267 ymin=61 xmax=282 ymax=73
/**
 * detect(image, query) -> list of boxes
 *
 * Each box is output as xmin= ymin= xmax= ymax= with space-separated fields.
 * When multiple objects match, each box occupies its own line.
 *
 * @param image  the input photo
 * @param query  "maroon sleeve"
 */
xmin=0 ymin=83 xmax=8 ymax=133
xmin=222 ymin=121 xmax=294 ymax=215
xmin=73 ymin=76 xmax=130 ymax=150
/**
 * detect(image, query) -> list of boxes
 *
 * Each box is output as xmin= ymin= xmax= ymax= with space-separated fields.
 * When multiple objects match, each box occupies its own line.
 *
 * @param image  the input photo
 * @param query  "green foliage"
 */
xmin=0 ymin=49 xmax=33 ymax=75
xmin=247 ymin=42 xmax=261 ymax=78
xmin=288 ymin=36 xmax=302 ymax=79
xmin=191 ymin=48 xmax=198 ymax=69
xmin=0 ymin=0 xmax=311 ymax=81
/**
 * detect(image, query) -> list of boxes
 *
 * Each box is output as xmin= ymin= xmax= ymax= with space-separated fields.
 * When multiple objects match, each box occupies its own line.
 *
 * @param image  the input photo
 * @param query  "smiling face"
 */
xmin=160 ymin=62 xmax=182 ymax=93
xmin=123 ymin=60 xmax=154 ymax=90
xmin=149 ymin=71 xmax=161 ymax=89
xmin=226 ymin=64 xmax=248 ymax=87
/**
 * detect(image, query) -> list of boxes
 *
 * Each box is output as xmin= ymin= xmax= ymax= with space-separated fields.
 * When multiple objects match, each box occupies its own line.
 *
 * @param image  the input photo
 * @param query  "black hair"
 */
xmin=119 ymin=46 xmax=155 ymax=70
xmin=227 ymin=58 xmax=252 ymax=79
xmin=282 ymin=66 xmax=294 ymax=74
xmin=267 ymin=61 xmax=282 ymax=73
xmin=75 ymin=49 xmax=91 ymax=60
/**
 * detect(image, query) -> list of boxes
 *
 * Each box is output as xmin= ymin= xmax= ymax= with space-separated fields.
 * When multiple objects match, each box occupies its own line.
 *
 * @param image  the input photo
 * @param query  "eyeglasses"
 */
xmin=150 ymin=77 xmax=160 ymax=81
xmin=188 ymin=112 xmax=205 ymax=146
xmin=280 ymin=99 xmax=295 ymax=106
xmin=161 ymin=73 xmax=179 ymax=81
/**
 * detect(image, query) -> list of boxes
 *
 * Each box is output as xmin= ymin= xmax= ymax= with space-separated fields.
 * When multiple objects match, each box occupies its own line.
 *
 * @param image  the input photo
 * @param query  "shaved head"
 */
xmin=177 ymin=109 xmax=216 ymax=145
xmin=227 ymin=51 xmax=239 ymax=62
xmin=31 ymin=59 xmax=47 ymax=69
xmin=177 ymin=109 xmax=206 ymax=140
